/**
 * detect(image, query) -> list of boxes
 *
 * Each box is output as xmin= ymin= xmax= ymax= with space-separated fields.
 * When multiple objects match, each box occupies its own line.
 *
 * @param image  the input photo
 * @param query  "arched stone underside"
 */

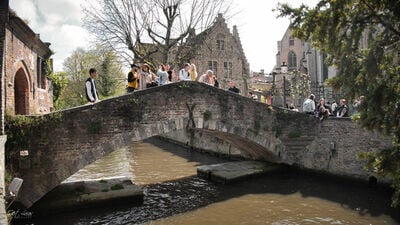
xmin=192 ymin=129 xmax=279 ymax=162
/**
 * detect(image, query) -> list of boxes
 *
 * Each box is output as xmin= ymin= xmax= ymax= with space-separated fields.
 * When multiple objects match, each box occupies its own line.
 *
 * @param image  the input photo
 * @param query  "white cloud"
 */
xmin=10 ymin=0 xmax=89 ymax=72
xmin=9 ymin=0 xmax=39 ymax=27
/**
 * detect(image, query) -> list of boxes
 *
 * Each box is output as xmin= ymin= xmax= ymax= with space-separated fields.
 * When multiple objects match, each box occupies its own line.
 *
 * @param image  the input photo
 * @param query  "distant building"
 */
xmin=192 ymin=14 xmax=250 ymax=94
xmin=0 ymin=0 xmax=53 ymax=121
xmin=273 ymin=26 xmax=338 ymax=107
xmin=141 ymin=14 xmax=250 ymax=94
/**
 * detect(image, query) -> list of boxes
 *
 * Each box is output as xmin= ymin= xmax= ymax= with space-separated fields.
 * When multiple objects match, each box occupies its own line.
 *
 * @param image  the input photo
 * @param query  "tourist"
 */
xmin=166 ymin=70 xmax=173 ymax=84
xmin=331 ymin=100 xmax=338 ymax=116
xmin=228 ymin=80 xmax=240 ymax=94
xmin=198 ymin=70 xmax=215 ymax=86
xmin=85 ymin=68 xmax=99 ymax=103
xmin=302 ymin=94 xmax=316 ymax=115
xmin=248 ymin=92 xmax=257 ymax=101
xmin=126 ymin=63 xmax=139 ymax=93
xmin=189 ymin=63 xmax=198 ymax=81
xmin=289 ymin=104 xmax=299 ymax=111
xmin=157 ymin=64 xmax=168 ymax=86
xmin=317 ymin=98 xmax=331 ymax=121
xmin=146 ymin=69 xmax=158 ymax=88
xmin=139 ymin=64 xmax=150 ymax=90
xmin=178 ymin=63 xmax=191 ymax=81
xmin=336 ymin=99 xmax=349 ymax=117
xmin=213 ymin=75 xmax=219 ymax=88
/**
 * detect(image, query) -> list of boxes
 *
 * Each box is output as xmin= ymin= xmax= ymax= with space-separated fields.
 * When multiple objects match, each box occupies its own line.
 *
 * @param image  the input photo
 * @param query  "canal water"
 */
xmin=26 ymin=137 xmax=399 ymax=225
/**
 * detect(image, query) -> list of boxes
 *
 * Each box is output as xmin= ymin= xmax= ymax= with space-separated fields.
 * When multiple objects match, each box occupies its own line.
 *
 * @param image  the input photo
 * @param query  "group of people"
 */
xmin=301 ymin=94 xmax=361 ymax=121
xmin=126 ymin=63 xmax=173 ymax=93
xmin=85 ymin=63 xmax=241 ymax=103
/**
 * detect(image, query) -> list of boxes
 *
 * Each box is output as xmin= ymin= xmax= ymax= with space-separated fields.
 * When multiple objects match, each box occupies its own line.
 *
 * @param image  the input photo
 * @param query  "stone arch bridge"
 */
xmin=6 ymin=81 xmax=391 ymax=208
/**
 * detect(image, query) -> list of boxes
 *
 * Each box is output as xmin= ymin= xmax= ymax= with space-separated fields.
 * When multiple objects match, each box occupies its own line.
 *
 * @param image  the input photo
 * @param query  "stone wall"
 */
xmin=163 ymin=115 xmax=392 ymax=182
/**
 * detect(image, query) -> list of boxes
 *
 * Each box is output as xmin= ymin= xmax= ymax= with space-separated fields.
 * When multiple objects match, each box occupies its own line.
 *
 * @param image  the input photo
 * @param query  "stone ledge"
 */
xmin=197 ymin=161 xmax=285 ymax=184
xmin=30 ymin=177 xmax=143 ymax=215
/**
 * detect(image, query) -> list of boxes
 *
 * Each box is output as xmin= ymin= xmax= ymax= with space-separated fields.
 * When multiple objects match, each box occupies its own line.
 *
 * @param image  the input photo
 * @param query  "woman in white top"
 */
xmin=157 ymin=64 xmax=168 ymax=86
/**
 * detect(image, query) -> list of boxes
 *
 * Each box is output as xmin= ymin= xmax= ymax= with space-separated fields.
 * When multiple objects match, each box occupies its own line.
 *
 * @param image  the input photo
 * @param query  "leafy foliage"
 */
xmin=48 ymin=71 xmax=68 ymax=110
xmin=59 ymin=46 xmax=126 ymax=109
xmin=289 ymin=72 xmax=311 ymax=105
xmin=276 ymin=0 xmax=400 ymax=206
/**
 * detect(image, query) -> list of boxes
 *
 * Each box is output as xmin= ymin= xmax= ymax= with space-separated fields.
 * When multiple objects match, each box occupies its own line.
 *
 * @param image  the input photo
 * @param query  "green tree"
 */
xmin=60 ymin=46 xmax=126 ymax=109
xmin=276 ymin=0 xmax=400 ymax=206
xmin=43 ymin=59 xmax=68 ymax=110
xmin=96 ymin=48 xmax=126 ymax=97
xmin=49 ymin=71 xmax=68 ymax=110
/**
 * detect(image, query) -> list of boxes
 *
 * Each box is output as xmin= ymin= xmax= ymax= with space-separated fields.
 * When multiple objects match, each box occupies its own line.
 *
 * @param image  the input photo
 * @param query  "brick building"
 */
xmin=142 ymin=14 xmax=250 ymax=95
xmin=0 ymin=0 xmax=53 ymax=122
xmin=192 ymin=14 xmax=250 ymax=94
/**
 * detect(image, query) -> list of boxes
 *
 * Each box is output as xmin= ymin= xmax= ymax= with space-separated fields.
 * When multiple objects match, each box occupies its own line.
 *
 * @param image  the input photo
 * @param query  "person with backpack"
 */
xmin=302 ymin=94 xmax=316 ymax=115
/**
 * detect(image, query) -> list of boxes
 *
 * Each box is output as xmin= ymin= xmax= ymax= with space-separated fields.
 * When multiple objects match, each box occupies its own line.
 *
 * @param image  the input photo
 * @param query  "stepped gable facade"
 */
xmin=192 ymin=14 xmax=250 ymax=94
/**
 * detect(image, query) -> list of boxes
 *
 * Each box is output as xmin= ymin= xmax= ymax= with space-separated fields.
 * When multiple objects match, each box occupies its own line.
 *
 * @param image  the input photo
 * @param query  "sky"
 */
xmin=9 ymin=0 xmax=319 ymax=73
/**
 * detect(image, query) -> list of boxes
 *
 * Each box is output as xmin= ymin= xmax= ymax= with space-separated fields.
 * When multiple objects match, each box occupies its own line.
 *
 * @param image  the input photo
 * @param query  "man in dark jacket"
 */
xmin=228 ymin=80 xmax=240 ymax=94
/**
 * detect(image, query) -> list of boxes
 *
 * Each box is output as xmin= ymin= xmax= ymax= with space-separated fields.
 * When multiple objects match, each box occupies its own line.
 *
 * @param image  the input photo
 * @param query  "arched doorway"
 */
xmin=14 ymin=68 xmax=30 ymax=115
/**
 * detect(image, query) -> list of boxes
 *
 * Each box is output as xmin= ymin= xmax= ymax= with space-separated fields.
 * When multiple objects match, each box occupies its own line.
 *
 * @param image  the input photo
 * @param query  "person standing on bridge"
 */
xmin=198 ymin=70 xmax=215 ymax=86
xmin=189 ymin=63 xmax=198 ymax=81
xmin=139 ymin=64 xmax=151 ymax=90
xmin=178 ymin=63 xmax=191 ymax=81
xmin=157 ymin=64 xmax=168 ymax=86
xmin=85 ymin=68 xmax=99 ymax=103
xmin=228 ymin=80 xmax=240 ymax=94
xmin=126 ymin=63 xmax=139 ymax=93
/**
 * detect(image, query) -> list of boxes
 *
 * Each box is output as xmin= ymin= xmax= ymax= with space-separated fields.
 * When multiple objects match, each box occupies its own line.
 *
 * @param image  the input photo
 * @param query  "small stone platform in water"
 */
xmin=30 ymin=176 xmax=143 ymax=214
xmin=197 ymin=161 xmax=284 ymax=184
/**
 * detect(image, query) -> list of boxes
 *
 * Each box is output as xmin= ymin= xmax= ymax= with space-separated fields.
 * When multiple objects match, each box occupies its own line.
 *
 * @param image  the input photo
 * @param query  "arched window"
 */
xmin=288 ymin=51 xmax=297 ymax=68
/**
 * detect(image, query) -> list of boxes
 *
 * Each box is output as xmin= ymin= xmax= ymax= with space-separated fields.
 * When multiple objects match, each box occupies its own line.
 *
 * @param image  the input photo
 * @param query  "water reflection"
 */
xmin=27 ymin=137 xmax=400 ymax=225
xmin=146 ymin=192 xmax=397 ymax=225
xmin=65 ymin=147 xmax=132 ymax=183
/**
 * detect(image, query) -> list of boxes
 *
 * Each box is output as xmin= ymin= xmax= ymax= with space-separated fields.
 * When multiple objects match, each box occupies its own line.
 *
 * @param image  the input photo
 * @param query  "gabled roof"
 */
xmin=7 ymin=9 xmax=53 ymax=58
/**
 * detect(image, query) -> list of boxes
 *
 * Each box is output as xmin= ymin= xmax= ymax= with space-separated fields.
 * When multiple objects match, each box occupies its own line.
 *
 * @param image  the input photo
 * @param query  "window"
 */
xmin=216 ymin=33 xmax=225 ymax=50
xmin=217 ymin=40 xmax=225 ymax=50
xmin=224 ymin=62 xmax=232 ymax=78
xmin=36 ymin=57 xmax=47 ymax=89
xmin=288 ymin=51 xmax=297 ymax=68
xmin=208 ymin=61 xmax=218 ymax=74
xmin=289 ymin=37 xmax=294 ymax=46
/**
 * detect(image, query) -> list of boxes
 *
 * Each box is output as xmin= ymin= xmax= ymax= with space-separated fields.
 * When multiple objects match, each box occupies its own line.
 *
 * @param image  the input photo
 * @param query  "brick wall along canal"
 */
xmin=21 ymin=137 xmax=400 ymax=225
